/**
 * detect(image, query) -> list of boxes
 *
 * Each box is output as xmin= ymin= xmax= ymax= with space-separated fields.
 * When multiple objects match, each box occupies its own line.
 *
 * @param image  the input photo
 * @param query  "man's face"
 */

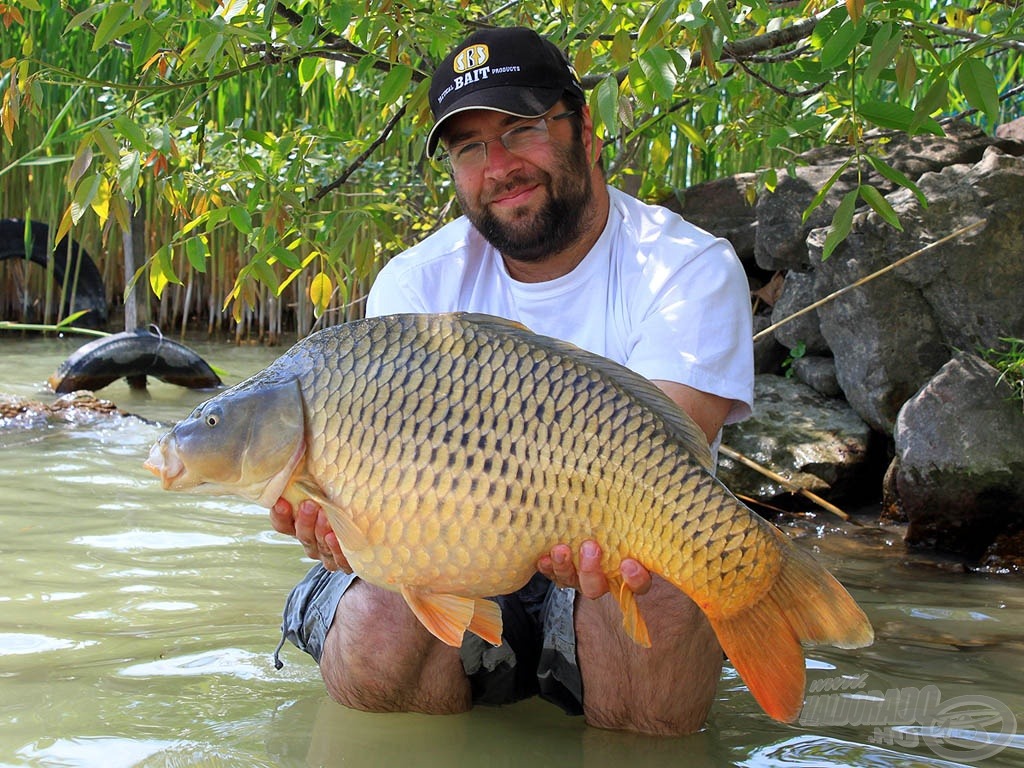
xmin=441 ymin=105 xmax=594 ymax=264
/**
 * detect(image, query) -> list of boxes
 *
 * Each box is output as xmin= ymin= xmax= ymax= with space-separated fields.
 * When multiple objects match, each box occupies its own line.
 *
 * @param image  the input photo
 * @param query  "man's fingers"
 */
xmin=269 ymin=498 xmax=296 ymax=535
xmin=576 ymin=540 xmax=609 ymax=599
xmin=620 ymin=557 xmax=653 ymax=595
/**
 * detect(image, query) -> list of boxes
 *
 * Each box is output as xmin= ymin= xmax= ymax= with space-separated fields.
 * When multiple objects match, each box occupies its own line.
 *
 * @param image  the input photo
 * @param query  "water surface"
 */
xmin=1 ymin=334 xmax=1021 ymax=767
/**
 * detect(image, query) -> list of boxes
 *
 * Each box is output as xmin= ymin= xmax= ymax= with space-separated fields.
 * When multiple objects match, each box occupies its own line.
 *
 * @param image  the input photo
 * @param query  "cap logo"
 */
xmin=453 ymin=44 xmax=489 ymax=73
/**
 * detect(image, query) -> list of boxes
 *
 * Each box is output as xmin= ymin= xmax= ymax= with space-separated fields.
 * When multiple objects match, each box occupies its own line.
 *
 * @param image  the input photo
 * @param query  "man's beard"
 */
xmin=455 ymin=142 xmax=594 ymax=264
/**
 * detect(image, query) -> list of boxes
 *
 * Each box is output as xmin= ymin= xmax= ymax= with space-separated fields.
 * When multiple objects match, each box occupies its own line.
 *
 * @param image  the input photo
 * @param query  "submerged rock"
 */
xmin=890 ymin=353 xmax=1024 ymax=560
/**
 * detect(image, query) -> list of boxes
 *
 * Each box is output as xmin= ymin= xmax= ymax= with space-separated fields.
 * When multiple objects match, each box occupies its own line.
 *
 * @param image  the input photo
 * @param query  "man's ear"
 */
xmin=579 ymin=105 xmax=603 ymax=169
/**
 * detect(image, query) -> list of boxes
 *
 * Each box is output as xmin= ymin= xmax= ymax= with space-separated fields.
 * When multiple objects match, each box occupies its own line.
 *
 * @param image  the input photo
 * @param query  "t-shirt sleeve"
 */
xmin=623 ymin=236 xmax=754 ymax=425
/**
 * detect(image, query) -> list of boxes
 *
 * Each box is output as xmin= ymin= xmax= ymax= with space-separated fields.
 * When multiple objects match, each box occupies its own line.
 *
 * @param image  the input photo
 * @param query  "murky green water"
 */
xmin=2 ymin=334 xmax=1022 ymax=768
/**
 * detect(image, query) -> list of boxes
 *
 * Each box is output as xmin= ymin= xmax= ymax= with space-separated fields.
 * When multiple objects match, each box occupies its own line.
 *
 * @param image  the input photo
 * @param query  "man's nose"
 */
xmin=483 ymin=139 xmax=524 ymax=176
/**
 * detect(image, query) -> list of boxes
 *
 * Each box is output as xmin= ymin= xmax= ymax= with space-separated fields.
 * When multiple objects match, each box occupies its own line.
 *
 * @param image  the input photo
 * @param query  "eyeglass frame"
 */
xmin=435 ymin=110 xmax=578 ymax=172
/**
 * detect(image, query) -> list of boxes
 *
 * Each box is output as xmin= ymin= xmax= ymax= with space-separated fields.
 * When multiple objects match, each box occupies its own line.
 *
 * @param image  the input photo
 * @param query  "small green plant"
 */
xmin=982 ymin=337 xmax=1024 ymax=411
xmin=782 ymin=341 xmax=807 ymax=379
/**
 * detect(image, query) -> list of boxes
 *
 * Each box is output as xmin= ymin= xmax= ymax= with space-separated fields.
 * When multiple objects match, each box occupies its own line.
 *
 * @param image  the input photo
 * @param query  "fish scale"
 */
xmin=146 ymin=311 xmax=873 ymax=722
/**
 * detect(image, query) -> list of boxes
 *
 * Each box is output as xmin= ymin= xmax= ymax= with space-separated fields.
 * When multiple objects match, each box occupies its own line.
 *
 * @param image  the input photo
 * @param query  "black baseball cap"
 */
xmin=426 ymin=27 xmax=584 ymax=156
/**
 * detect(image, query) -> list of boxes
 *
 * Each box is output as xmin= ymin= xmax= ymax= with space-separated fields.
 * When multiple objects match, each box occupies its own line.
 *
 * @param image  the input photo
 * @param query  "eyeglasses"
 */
xmin=437 ymin=111 xmax=577 ymax=172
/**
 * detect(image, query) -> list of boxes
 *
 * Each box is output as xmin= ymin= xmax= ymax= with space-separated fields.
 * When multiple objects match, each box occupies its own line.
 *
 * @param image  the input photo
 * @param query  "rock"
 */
xmin=813 ymin=147 xmax=1024 ymax=433
xmin=770 ymin=270 xmax=829 ymax=355
xmin=791 ymin=355 xmax=842 ymax=398
xmin=891 ymin=353 xmax=1024 ymax=559
xmin=719 ymin=374 xmax=876 ymax=502
xmin=753 ymin=121 xmax=1024 ymax=273
xmin=0 ymin=392 xmax=139 ymax=427
xmin=995 ymin=116 xmax=1024 ymax=143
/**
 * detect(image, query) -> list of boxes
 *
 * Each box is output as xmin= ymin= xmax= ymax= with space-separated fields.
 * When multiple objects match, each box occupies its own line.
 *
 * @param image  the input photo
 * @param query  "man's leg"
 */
xmin=281 ymin=566 xmax=552 ymax=715
xmin=319 ymin=580 xmax=473 ymax=714
xmin=574 ymin=578 xmax=723 ymax=735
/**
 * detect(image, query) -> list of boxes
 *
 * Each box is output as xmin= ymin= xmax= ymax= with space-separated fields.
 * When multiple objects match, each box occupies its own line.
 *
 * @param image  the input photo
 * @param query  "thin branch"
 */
xmin=309 ymin=104 xmax=408 ymax=203
xmin=718 ymin=444 xmax=852 ymax=522
xmin=754 ymin=220 xmax=988 ymax=343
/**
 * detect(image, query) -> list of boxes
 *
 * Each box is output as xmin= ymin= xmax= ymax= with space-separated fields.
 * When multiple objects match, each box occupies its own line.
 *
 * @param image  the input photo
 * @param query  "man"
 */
xmin=271 ymin=26 xmax=753 ymax=736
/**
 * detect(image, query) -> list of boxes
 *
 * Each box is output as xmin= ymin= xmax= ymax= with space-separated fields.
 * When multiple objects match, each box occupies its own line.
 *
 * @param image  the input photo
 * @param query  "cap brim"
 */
xmin=425 ymin=85 xmax=564 ymax=157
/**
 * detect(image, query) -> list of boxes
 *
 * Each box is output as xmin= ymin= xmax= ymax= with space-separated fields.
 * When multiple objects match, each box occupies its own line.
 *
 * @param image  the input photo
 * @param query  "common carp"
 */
xmin=145 ymin=312 xmax=872 ymax=722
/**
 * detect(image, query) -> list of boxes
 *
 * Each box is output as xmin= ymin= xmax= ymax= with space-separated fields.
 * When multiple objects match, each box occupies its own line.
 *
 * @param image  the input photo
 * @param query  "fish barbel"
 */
xmin=145 ymin=312 xmax=872 ymax=721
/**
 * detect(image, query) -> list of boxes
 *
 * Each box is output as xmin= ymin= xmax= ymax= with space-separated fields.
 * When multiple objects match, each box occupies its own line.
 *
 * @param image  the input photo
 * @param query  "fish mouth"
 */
xmin=143 ymin=440 xmax=184 ymax=489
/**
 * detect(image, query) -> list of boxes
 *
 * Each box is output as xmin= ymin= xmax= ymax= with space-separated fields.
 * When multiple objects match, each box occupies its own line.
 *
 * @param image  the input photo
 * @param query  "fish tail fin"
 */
xmin=708 ymin=529 xmax=874 ymax=723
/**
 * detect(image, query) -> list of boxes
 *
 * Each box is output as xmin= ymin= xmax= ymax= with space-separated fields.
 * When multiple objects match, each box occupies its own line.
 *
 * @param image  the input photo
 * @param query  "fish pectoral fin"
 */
xmin=303 ymin=494 xmax=369 ymax=552
xmin=608 ymin=574 xmax=651 ymax=648
xmin=467 ymin=599 xmax=503 ymax=647
xmin=400 ymin=588 xmax=488 ymax=647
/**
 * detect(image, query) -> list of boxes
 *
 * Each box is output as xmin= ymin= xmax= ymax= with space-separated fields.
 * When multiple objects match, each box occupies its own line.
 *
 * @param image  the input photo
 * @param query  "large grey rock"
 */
xmin=891 ymin=353 xmax=1024 ymax=559
xmin=719 ymin=374 xmax=875 ymax=501
xmin=813 ymin=147 xmax=1024 ymax=433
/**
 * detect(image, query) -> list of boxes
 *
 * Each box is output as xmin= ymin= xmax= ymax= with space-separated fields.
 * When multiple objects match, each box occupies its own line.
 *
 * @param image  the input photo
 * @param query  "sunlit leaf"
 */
xmin=310 ymin=271 xmax=333 ymax=318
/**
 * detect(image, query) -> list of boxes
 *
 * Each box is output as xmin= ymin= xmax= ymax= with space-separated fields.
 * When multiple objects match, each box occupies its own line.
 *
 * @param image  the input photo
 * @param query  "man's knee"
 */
xmin=319 ymin=581 xmax=472 ymax=714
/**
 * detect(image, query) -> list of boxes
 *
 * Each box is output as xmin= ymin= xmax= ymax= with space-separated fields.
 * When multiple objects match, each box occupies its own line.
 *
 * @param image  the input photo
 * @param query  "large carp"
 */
xmin=145 ymin=312 xmax=872 ymax=722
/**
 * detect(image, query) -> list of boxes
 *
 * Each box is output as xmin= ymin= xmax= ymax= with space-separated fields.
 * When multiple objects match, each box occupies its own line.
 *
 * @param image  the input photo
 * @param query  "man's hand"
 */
xmin=270 ymin=498 xmax=351 ymax=572
xmin=537 ymin=540 xmax=652 ymax=599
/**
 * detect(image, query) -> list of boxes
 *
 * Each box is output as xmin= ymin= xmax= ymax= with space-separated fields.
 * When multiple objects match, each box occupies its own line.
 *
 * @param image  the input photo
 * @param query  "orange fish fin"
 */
xmin=467 ymin=598 xmax=503 ymax=646
xmin=707 ymin=527 xmax=874 ymax=723
xmin=400 ymin=588 xmax=476 ymax=647
xmin=709 ymin=600 xmax=806 ymax=723
xmin=607 ymin=574 xmax=651 ymax=648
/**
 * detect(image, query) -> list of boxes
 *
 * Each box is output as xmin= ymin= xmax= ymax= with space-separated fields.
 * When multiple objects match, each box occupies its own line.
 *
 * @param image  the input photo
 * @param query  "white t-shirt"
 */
xmin=366 ymin=186 xmax=754 ymax=438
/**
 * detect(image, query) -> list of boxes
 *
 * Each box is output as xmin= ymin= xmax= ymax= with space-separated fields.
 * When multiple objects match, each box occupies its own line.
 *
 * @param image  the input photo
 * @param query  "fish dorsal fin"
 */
xmin=452 ymin=312 xmax=715 ymax=473
xmin=400 ymin=588 xmax=505 ymax=647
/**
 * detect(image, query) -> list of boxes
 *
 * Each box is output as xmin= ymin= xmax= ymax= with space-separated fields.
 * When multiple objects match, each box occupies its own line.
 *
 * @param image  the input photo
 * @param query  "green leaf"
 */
xmin=637 ymin=48 xmax=677 ymax=102
xmin=865 ymin=155 xmax=926 ymax=207
xmin=592 ymin=75 xmax=621 ymax=139
xmin=229 ymin=205 xmax=253 ymax=234
xmin=958 ymin=58 xmax=999 ymax=123
xmin=185 ymin=236 xmax=209 ymax=272
xmin=863 ymin=23 xmax=900 ymax=89
xmin=802 ymin=157 xmax=853 ymax=224
xmin=638 ymin=0 xmax=679 ymax=50
xmin=93 ymin=3 xmax=133 ymax=51
xmin=820 ymin=19 xmax=866 ymax=69
xmin=112 ymin=116 xmax=149 ymax=151
xmin=298 ymin=57 xmax=321 ymax=93
xmin=822 ymin=188 xmax=858 ymax=261
xmin=379 ymin=65 xmax=413 ymax=106
xmin=859 ymin=184 xmax=902 ymax=230
xmin=859 ymin=100 xmax=943 ymax=135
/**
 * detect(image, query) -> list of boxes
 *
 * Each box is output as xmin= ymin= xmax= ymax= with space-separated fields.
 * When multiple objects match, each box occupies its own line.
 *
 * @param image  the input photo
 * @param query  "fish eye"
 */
xmin=205 ymin=412 xmax=219 ymax=427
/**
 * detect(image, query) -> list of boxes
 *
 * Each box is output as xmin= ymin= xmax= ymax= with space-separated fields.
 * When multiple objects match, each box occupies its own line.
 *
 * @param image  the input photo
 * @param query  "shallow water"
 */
xmin=1 ymin=333 xmax=1022 ymax=768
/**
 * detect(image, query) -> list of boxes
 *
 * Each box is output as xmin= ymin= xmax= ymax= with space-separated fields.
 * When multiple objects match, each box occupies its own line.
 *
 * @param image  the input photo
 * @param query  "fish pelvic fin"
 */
xmin=607 ymin=574 xmax=651 ymax=648
xmin=707 ymin=528 xmax=874 ymax=723
xmin=400 ymin=588 xmax=505 ymax=648
xmin=467 ymin=599 xmax=503 ymax=647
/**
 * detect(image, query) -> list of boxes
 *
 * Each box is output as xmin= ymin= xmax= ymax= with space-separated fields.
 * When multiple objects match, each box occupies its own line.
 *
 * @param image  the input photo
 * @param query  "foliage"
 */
xmin=982 ymin=337 xmax=1024 ymax=410
xmin=1 ymin=0 xmax=1022 ymax=337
